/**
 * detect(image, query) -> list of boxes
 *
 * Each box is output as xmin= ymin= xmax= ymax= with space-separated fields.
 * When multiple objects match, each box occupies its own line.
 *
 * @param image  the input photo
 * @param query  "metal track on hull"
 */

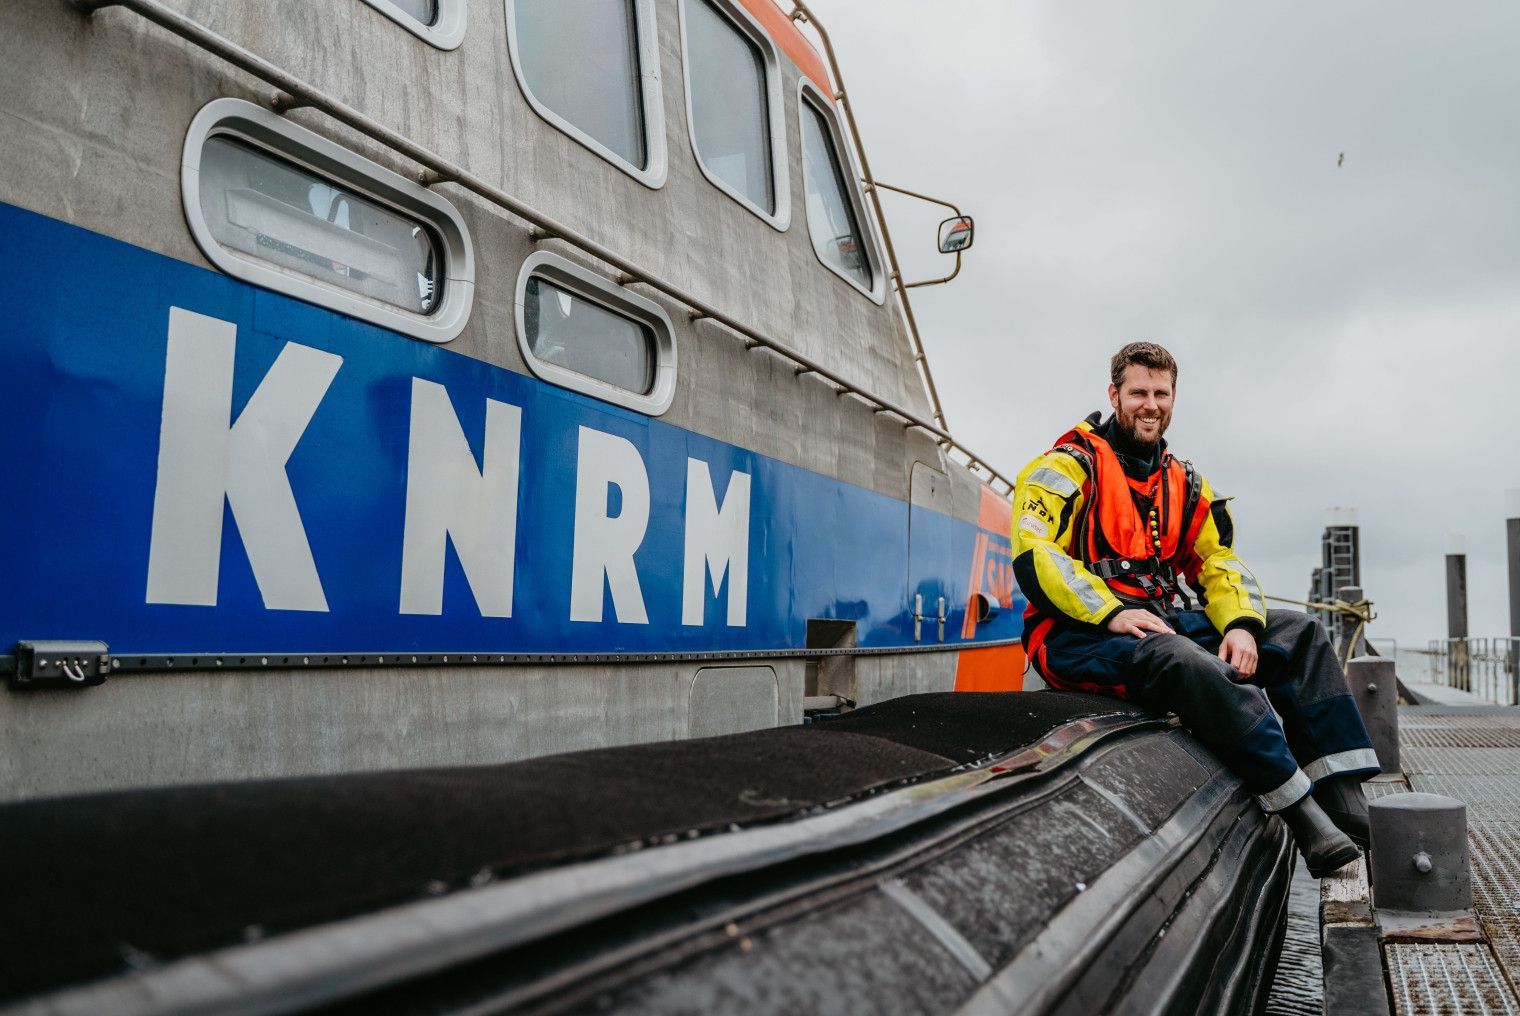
xmin=0 ymin=636 xmax=1022 ymax=680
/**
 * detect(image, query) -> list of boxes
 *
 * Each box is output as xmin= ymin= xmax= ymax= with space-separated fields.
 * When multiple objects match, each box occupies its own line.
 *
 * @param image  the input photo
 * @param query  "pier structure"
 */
xmin=1309 ymin=508 xmax=1362 ymax=647
xmin=1413 ymin=502 xmax=1520 ymax=706
xmin=1318 ymin=698 xmax=1520 ymax=1015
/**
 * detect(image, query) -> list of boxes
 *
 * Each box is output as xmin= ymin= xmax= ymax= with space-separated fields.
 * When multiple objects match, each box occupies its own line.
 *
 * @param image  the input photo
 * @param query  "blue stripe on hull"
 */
xmin=0 ymin=202 xmax=1024 ymax=655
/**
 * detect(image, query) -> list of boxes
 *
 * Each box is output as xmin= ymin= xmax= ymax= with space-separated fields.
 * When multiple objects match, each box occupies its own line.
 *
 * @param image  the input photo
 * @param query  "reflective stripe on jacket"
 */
xmin=1011 ymin=418 xmax=1268 ymax=637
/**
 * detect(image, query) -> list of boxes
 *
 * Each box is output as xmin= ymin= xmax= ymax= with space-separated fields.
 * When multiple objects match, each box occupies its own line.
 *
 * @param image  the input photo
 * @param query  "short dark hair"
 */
xmin=1110 ymin=341 xmax=1178 ymax=388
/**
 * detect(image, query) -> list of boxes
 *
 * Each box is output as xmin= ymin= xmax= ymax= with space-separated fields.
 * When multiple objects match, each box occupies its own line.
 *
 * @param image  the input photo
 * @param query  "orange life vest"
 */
xmin=1053 ymin=424 xmax=1208 ymax=607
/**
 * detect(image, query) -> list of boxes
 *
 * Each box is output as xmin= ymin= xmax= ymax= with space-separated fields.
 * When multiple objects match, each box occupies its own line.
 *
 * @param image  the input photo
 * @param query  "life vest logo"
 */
xmin=1022 ymin=493 xmax=1055 ymax=523
xmin=962 ymin=487 xmax=1015 ymax=638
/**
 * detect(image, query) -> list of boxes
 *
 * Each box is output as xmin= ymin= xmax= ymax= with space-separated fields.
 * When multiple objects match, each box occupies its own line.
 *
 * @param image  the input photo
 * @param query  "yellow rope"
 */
xmin=1263 ymin=594 xmax=1376 ymax=668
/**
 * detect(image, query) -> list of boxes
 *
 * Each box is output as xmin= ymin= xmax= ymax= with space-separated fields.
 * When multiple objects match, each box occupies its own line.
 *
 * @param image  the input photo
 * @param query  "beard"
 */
xmin=1116 ymin=405 xmax=1171 ymax=446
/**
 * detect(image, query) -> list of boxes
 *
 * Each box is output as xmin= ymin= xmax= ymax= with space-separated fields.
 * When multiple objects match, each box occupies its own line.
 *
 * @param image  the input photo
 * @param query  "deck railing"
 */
xmin=1415 ymin=637 xmax=1520 ymax=706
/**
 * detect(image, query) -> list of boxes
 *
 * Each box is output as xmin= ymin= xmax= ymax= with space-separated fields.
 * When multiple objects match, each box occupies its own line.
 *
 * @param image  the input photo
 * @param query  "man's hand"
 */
xmin=1219 ymin=629 xmax=1258 ymax=679
xmin=1106 ymin=608 xmax=1175 ymax=638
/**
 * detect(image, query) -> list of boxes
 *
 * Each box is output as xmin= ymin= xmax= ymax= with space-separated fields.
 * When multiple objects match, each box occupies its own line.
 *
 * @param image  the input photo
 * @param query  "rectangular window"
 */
xmin=524 ymin=277 xmax=655 ymax=395
xmin=388 ymin=0 xmax=437 ymax=23
xmin=800 ymin=95 xmax=875 ymax=293
xmin=515 ymin=252 xmax=677 ymax=415
xmin=683 ymin=0 xmax=775 ymax=216
xmin=199 ymin=136 xmax=443 ymax=315
xmin=359 ymin=0 xmax=465 ymax=49
xmin=183 ymin=99 xmax=475 ymax=343
xmin=510 ymin=0 xmax=655 ymax=176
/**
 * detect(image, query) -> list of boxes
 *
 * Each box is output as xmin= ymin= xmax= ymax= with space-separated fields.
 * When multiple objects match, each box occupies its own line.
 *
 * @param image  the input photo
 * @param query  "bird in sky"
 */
xmin=1337 ymin=152 xmax=1345 ymax=167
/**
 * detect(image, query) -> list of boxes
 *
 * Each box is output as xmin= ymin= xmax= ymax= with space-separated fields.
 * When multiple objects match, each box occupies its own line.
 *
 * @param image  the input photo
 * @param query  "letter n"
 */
xmin=398 ymin=379 xmax=522 ymax=617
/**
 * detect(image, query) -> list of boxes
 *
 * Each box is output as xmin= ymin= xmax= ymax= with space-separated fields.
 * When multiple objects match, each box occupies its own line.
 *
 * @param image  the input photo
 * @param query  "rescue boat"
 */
xmin=0 ymin=1 xmax=1291 ymax=1010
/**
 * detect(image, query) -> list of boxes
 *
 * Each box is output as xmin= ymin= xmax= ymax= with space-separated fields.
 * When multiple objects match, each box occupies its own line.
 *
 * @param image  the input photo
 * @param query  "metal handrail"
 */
xmin=788 ymin=1 xmax=952 ymax=433
xmin=65 ymin=0 xmax=1016 ymax=495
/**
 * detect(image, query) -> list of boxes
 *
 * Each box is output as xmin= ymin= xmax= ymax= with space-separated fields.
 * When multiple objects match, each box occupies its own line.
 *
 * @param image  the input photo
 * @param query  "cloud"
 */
xmin=807 ymin=0 xmax=1520 ymax=641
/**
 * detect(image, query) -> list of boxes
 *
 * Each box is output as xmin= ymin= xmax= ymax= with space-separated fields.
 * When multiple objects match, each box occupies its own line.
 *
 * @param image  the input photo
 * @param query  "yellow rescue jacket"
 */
xmin=1011 ymin=417 xmax=1267 ymax=636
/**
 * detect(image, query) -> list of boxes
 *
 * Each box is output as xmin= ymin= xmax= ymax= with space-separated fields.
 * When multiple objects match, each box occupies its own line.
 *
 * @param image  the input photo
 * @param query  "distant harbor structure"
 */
xmin=1311 ymin=498 xmax=1520 ymax=706
xmin=1307 ymin=507 xmax=1361 ymax=648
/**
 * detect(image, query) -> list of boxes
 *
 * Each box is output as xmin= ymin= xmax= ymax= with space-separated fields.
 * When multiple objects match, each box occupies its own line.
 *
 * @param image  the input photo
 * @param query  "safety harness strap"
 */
xmin=1089 ymin=557 xmax=1167 ymax=580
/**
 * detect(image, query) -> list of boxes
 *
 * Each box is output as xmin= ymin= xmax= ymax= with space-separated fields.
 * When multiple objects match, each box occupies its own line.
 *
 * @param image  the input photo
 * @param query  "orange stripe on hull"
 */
xmin=740 ymin=0 xmax=832 ymax=95
xmin=954 ymin=644 xmax=1026 ymax=693
xmin=978 ymin=485 xmax=1013 ymax=534
xmin=961 ymin=532 xmax=989 ymax=640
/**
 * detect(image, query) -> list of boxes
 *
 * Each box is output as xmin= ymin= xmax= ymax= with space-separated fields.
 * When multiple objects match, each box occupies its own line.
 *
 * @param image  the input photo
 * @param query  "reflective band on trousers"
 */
xmin=1026 ymin=466 xmax=1079 ymax=498
xmin=1050 ymin=549 xmax=1108 ymax=614
xmin=1304 ymin=748 xmax=1381 ymax=782
xmin=1257 ymin=768 xmax=1312 ymax=813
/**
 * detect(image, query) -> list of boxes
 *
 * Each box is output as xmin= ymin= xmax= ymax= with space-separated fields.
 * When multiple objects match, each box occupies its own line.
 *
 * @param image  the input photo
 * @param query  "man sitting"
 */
xmin=1011 ymin=341 xmax=1376 ymax=877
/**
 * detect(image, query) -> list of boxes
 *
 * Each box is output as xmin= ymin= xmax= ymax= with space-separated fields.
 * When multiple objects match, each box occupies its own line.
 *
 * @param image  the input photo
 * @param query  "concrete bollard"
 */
xmin=1346 ymin=656 xmax=1400 ymax=774
xmin=1369 ymin=793 xmax=1470 ymax=912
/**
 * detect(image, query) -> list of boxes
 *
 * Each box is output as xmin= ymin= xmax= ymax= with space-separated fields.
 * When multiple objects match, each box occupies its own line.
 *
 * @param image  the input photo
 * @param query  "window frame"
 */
xmin=796 ymin=80 xmax=886 ymax=305
xmin=359 ymin=0 xmax=468 ymax=50
xmin=182 ymin=99 xmax=475 ymax=344
xmin=514 ymin=250 xmax=678 ymax=416
xmin=503 ymin=0 xmax=668 ymax=190
xmin=677 ymin=0 xmax=790 ymax=231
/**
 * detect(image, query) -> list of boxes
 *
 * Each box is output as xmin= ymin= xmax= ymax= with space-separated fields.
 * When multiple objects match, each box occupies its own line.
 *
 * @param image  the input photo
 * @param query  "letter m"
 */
xmin=682 ymin=459 xmax=751 ymax=627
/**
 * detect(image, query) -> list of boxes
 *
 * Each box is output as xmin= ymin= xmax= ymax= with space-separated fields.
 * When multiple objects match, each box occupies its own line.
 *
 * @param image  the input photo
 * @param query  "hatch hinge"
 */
xmin=9 ymin=641 xmax=110 ymax=690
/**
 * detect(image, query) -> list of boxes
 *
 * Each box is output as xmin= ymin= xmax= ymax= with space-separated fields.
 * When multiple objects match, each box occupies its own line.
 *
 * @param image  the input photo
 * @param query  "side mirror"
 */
xmin=937 ymin=215 xmax=974 ymax=254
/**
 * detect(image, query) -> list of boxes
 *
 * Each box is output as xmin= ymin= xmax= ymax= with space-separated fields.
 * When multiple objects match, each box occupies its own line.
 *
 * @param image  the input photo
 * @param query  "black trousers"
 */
xmin=1035 ymin=608 xmax=1379 ymax=810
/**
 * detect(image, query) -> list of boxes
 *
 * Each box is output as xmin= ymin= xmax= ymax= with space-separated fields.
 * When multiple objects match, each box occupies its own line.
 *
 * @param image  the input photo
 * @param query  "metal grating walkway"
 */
xmin=1404 ymin=728 xmax=1520 ymax=750
xmin=1383 ymin=708 xmax=1520 ymax=1013
xmin=1388 ymin=944 xmax=1519 ymax=1016
xmin=1468 ymin=822 xmax=1520 ymax=980
xmin=1404 ymin=748 xmax=1520 ymax=777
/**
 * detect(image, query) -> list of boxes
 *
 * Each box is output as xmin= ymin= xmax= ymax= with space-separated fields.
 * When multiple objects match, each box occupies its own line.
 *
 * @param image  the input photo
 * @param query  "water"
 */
xmin=1265 ymin=862 xmax=1323 ymax=1015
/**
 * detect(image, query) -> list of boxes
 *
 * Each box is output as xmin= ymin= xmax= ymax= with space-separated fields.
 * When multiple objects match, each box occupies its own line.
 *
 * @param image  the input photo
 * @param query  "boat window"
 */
xmin=200 ymin=137 xmax=443 ymax=315
xmin=681 ymin=0 xmax=786 ymax=226
xmin=359 ymin=0 xmax=467 ymax=49
xmin=800 ymin=92 xmax=876 ymax=295
xmin=525 ymin=278 xmax=653 ymax=393
xmin=507 ymin=0 xmax=667 ymax=188
xmin=385 ymin=0 xmax=436 ymax=22
xmin=515 ymin=251 xmax=677 ymax=415
xmin=183 ymin=98 xmax=475 ymax=343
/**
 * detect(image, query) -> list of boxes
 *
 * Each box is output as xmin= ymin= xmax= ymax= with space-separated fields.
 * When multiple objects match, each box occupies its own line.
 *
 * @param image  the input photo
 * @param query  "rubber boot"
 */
xmin=1312 ymin=773 xmax=1370 ymax=849
xmin=1279 ymin=795 xmax=1361 ymax=878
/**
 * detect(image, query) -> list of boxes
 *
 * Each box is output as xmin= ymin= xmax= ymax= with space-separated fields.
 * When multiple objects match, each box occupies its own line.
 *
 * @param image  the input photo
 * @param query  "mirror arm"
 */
xmin=902 ymin=251 xmax=962 ymax=289
xmin=873 ymin=180 xmax=968 ymax=288
xmin=872 ymin=180 xmax=963 ymax=217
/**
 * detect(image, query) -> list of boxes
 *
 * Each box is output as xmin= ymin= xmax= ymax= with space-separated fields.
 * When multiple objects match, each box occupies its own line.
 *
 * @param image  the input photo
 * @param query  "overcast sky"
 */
xmin=807 ymin=0 xmax=1520 ymax=646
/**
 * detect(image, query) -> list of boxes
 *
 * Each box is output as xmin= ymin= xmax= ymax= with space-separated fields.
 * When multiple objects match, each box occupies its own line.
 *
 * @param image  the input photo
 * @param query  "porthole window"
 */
xmin=183 ymin=99 xmax=474 ymax=343
xmin=514 ymin=251 xmax=676 ymax=415
xmin=679 ymin=0 xmax=788 ymax=229
xmin=798 ymin=84 xmax=882 ymax=301
xmin=199 ymin=137 xmax=443 ymax=315
xmin=359 ymin=0 xmax=467 ymax=50
xmin=505 ymin=0 xmax=667 ymax=189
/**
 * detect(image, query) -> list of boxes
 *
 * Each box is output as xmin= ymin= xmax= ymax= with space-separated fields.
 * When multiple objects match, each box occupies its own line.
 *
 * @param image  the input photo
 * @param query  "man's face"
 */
xmin=1107 ymin=365 xmax=1175 ymax=446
